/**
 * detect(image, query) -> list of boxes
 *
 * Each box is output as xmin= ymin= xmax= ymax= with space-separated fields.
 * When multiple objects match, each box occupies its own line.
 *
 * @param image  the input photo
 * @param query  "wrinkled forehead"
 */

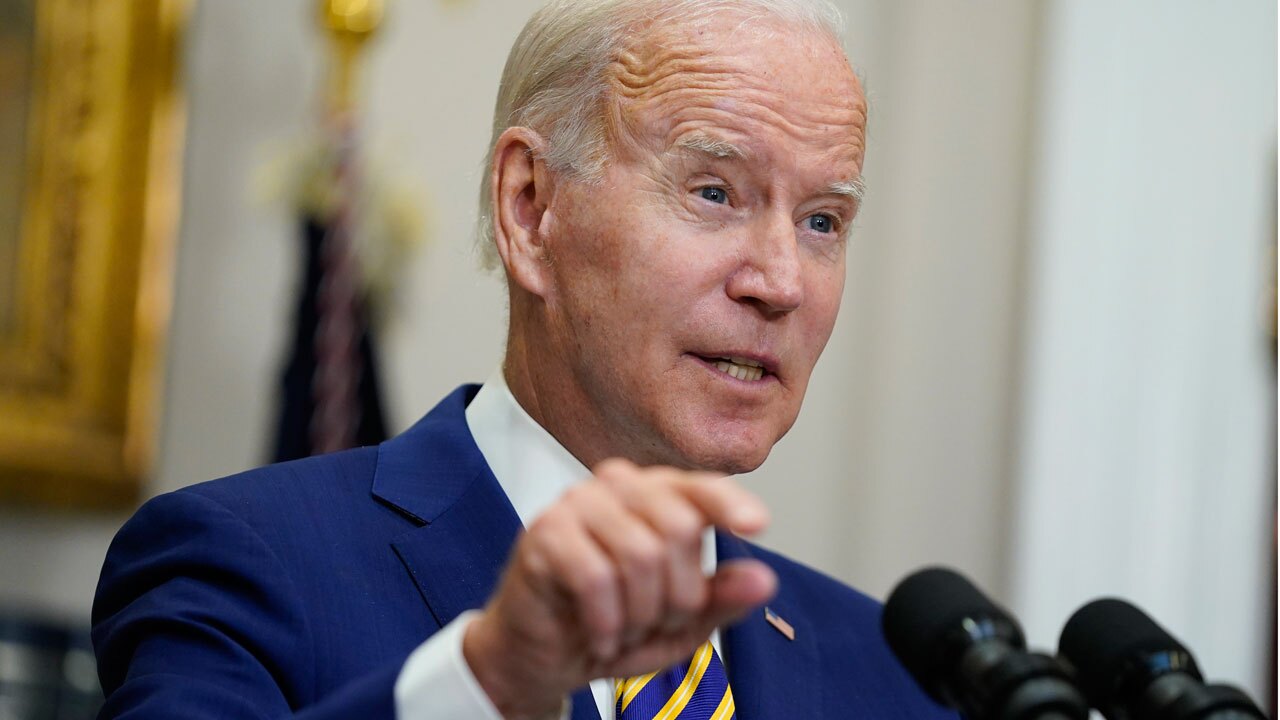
xmin=603 ymin=12 xmax=867 ymax=168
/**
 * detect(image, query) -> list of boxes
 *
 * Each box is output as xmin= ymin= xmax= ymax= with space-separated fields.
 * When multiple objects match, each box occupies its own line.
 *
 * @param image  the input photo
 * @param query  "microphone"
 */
xmin=1058 ymin=598 xmax=1266 ymax=720
xmin=883 ymin=567 xmax=1090 ymax=720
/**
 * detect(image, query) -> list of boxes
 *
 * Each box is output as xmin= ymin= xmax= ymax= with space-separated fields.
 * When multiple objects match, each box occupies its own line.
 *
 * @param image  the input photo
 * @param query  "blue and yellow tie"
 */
xmin=614 ymin=641 xmax=735 ymax=720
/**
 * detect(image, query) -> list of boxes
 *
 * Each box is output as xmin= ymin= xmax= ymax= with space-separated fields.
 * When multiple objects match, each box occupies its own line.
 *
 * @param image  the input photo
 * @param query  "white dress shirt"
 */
xmin=394 ymin=371 xmax=719 ymax=720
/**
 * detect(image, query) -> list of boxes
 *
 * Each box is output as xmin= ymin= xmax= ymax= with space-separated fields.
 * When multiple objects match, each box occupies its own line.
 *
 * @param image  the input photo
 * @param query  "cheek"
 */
xmin=544 ymin=208 xmax=626 ymax=318
xmin=801 ymin=264 xmax=846 ymax=355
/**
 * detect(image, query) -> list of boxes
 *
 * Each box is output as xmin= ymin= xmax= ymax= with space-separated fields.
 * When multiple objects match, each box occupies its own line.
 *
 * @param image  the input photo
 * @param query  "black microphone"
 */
xmin=883 ymin=567 xmax=1090 ymax=720
xmin=1058 ymin=598 xmax=1266 ymax=720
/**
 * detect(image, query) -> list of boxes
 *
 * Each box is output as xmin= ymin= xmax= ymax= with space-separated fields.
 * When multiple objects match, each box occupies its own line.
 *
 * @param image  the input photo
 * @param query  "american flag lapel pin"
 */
xmin=764 ymin=606 xmax=795 ymax=641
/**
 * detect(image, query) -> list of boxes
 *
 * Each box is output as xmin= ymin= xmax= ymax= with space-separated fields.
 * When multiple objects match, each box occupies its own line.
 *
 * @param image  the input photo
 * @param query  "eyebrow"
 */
xmin=675 ymin=132 xmax=867 ymax=202
xmin=675 ymin=133 xmax=748 ymax=160
xmin=826 ymin=177 xmax=867 ymax=202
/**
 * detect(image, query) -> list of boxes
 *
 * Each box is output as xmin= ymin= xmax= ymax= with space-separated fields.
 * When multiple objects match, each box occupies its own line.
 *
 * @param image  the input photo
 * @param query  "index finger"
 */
xmin=673 ymin=473 xmax=770 ymax=536
xmin=595 ymin=460 xmax=770 ymax=536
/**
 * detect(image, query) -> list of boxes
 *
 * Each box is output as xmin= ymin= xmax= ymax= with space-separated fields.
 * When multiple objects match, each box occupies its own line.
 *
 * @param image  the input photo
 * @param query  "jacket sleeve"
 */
xmin=92 ymin=489 xmax=408 ymax=719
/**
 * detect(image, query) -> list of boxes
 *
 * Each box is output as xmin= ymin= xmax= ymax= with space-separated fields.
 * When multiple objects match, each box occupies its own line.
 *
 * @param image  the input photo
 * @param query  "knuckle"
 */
xmin=625 ymin=534 xmax=664 ymax=573
xmin=590 ymin=608 xmax=622 ymax=637
xmin=594 ymin=457 xmax=632 ymax=480
xmin=563 ymin=483 xmax=595 ymax=506
xmin=536 ymin=498 xmax=573 ymax=526
xmin=526 ymin=512 xmax=553 ymax=536
xmin=517 ymin=535 xmax=555 ymax=576
xmin=526 ymin=510 xmax=566 ymax=542
xmin=661 ymin=508 xmax=703 ymax=544
xmin=575 ymin=561 xmax=617 ymax=597
xmin=512 ymin=534 xmax=538 ymax=563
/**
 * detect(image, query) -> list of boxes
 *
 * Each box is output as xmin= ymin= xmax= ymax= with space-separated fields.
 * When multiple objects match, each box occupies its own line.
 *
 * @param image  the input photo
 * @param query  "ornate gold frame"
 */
xmin=0 ymin=0 xmax=187 ymax=508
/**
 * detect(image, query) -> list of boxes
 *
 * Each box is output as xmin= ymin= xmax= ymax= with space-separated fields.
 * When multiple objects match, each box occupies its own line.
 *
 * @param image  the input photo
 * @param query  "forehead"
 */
xmin=605 ymin=13 xmax=867 ymax=170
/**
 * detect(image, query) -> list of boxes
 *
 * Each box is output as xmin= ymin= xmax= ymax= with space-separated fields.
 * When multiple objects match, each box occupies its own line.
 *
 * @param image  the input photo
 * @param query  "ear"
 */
xmin=491 ymin=127 xmax=555 ymax=297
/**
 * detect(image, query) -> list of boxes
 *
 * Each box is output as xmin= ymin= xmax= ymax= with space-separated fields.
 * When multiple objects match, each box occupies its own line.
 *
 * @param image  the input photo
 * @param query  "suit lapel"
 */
xmin=372 ymin=386 xmax=520 ymax=627
xmin=388 ymin=470 xmax=521 ymax=628
xmin=570 ymin=688 xmax=601 ymax=720
xmin=372 ymin=385 xmax=604 ymax=720
xmin=717 ymin=532 xmax=821 ymax=720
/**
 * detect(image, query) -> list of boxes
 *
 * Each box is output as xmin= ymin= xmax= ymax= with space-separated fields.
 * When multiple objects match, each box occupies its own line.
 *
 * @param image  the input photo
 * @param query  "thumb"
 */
xmin=699 ymin=559 xmax=777 ymax=629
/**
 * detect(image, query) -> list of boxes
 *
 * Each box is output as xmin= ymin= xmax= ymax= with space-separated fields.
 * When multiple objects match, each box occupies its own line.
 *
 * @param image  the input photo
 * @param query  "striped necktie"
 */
xmin=614 ymin=641 xmax=735 ymax=720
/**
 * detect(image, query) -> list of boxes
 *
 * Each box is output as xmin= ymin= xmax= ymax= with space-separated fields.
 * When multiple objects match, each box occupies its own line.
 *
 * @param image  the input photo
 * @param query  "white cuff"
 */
xmin=394 ymin=610 xmax=571 ymax=720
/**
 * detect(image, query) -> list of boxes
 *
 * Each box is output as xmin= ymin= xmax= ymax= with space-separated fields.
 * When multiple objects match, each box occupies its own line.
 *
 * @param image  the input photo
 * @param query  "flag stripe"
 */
xmin=310 ymin=120 xmax=361 ymax=455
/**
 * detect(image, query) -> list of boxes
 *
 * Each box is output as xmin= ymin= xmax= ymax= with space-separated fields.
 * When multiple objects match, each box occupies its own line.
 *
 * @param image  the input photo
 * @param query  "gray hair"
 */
xmin=475 ymin=0 xmax=846 ymax=271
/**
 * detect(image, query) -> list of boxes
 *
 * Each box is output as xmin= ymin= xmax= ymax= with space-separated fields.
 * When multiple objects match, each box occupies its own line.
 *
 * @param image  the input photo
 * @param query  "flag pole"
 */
xmin=270 ymin=0 xmax=390 ymax=461
xmin=321 ymin=0 xmax=382 ymax=117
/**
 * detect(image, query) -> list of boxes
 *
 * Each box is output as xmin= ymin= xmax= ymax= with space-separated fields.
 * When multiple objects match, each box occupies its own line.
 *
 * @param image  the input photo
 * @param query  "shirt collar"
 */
xmin=464 ymin=368 xmax=717 ymax=573
xmin=464 ymin=368 xmax=591 ymax=528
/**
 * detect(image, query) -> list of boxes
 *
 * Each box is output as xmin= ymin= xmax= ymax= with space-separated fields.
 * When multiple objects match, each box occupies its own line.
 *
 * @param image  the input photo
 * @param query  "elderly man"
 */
xmin=92 ymin=0 xmax=957 ymax=718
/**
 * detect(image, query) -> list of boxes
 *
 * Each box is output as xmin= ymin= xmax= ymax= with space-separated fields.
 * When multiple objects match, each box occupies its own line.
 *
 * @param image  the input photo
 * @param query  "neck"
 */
xmin=503 ymin=311 xmax=614 ymax=472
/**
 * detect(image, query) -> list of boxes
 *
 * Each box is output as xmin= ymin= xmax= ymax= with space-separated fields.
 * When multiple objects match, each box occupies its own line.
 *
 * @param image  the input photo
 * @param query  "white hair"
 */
xmin=475 ymin=0 xmax=847 ymax=271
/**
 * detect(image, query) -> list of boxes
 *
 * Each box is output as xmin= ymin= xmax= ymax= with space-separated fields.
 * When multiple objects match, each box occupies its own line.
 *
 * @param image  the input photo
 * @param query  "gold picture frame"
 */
xmin=0 ymin=0 xmax=186 ymax=509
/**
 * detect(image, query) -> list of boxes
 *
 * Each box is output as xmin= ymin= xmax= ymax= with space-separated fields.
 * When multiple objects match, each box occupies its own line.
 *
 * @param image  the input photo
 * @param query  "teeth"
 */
xmin=712 ymin=358 xmax=765 ymax=382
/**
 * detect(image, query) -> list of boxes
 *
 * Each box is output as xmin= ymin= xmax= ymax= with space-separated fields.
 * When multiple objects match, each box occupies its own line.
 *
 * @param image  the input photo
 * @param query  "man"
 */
xmin=93 ymin=0 xmax=957 ymax=718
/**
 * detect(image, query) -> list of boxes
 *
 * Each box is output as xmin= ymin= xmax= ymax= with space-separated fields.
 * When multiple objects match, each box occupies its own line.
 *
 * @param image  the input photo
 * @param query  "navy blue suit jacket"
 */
xmin=93 ymin=385 xmax=956 ymax=719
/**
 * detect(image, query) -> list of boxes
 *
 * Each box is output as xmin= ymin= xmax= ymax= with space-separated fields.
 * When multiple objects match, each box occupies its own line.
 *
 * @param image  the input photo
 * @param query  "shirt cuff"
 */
xmin=394 ymin=610 xmax=571 ymax=720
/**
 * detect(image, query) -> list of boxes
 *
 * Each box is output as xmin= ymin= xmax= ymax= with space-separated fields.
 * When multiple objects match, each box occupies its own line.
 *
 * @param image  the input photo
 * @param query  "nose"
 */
xmin=726 ymin=213 xmax=804 ymax=314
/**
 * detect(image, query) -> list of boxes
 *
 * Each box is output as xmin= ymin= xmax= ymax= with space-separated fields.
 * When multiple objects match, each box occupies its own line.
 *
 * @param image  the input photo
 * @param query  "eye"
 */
xmin=700 ymin=187 xmax=729 ymax=204
xmin=806 ymin=213 xmax=837 ymax=233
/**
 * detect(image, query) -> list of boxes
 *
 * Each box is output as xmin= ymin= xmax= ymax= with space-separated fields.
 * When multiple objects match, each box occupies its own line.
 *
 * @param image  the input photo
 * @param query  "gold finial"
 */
xmin=321 ymin=0 xmax=383 ymax=113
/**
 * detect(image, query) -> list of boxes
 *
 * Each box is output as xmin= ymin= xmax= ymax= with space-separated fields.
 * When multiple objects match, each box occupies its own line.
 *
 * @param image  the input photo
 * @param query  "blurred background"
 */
xmin=0 ymin=0 xmax=1274 ymax=716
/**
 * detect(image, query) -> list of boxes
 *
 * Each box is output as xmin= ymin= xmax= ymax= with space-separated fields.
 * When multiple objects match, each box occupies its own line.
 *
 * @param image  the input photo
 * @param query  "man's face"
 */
xmin=535 ymin=16 xmax=866 ymax=474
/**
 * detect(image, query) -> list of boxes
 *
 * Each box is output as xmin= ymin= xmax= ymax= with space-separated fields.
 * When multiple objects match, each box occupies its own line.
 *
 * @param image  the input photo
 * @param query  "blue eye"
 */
xmin=807 ymin=214 xmax=835 ymax=233
xmin=700 ymin=187 xmax=728 ymax=204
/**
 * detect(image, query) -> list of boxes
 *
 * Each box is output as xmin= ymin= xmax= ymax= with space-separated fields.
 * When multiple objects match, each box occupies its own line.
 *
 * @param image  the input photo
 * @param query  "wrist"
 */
xmin=463 ymin=612 xmax=566 ymax=720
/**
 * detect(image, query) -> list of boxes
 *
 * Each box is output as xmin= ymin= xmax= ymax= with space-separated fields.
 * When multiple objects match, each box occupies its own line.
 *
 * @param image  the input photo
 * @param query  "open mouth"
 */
xmin=694 ymin=354 xmax=771 ymax=382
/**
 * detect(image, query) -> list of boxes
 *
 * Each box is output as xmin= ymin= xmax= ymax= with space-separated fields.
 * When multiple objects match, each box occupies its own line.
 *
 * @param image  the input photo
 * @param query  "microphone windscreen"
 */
xmin=1058 ymin=598 xmax=1202 ymax=705
xmin=882 ymin=566 xmax=1023 ymax=690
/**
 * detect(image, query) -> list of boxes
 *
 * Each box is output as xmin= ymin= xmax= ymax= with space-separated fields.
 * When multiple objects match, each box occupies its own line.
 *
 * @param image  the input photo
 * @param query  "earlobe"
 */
xmin=492 ymin=127 xmax=554 ymax=297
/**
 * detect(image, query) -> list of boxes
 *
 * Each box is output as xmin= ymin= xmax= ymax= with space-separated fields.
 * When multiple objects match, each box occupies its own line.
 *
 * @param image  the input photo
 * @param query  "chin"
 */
xmin=713 ymin=452 xmax=770 ymax=476
xmin=670 ymin=426 xmax=779 ymax=475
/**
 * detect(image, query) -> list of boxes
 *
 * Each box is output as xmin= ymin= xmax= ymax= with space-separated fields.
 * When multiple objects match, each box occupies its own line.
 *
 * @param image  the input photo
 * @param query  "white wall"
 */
xmin=0 ymin=0 xmax=1270 ymax=703
xmin=1011 ymin=0 xmax=1276 ymax=700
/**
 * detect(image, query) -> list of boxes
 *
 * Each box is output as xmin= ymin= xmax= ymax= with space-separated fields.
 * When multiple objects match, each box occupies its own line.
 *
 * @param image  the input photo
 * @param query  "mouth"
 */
xmin=690 ymin=353 xmax=777 ymax=383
